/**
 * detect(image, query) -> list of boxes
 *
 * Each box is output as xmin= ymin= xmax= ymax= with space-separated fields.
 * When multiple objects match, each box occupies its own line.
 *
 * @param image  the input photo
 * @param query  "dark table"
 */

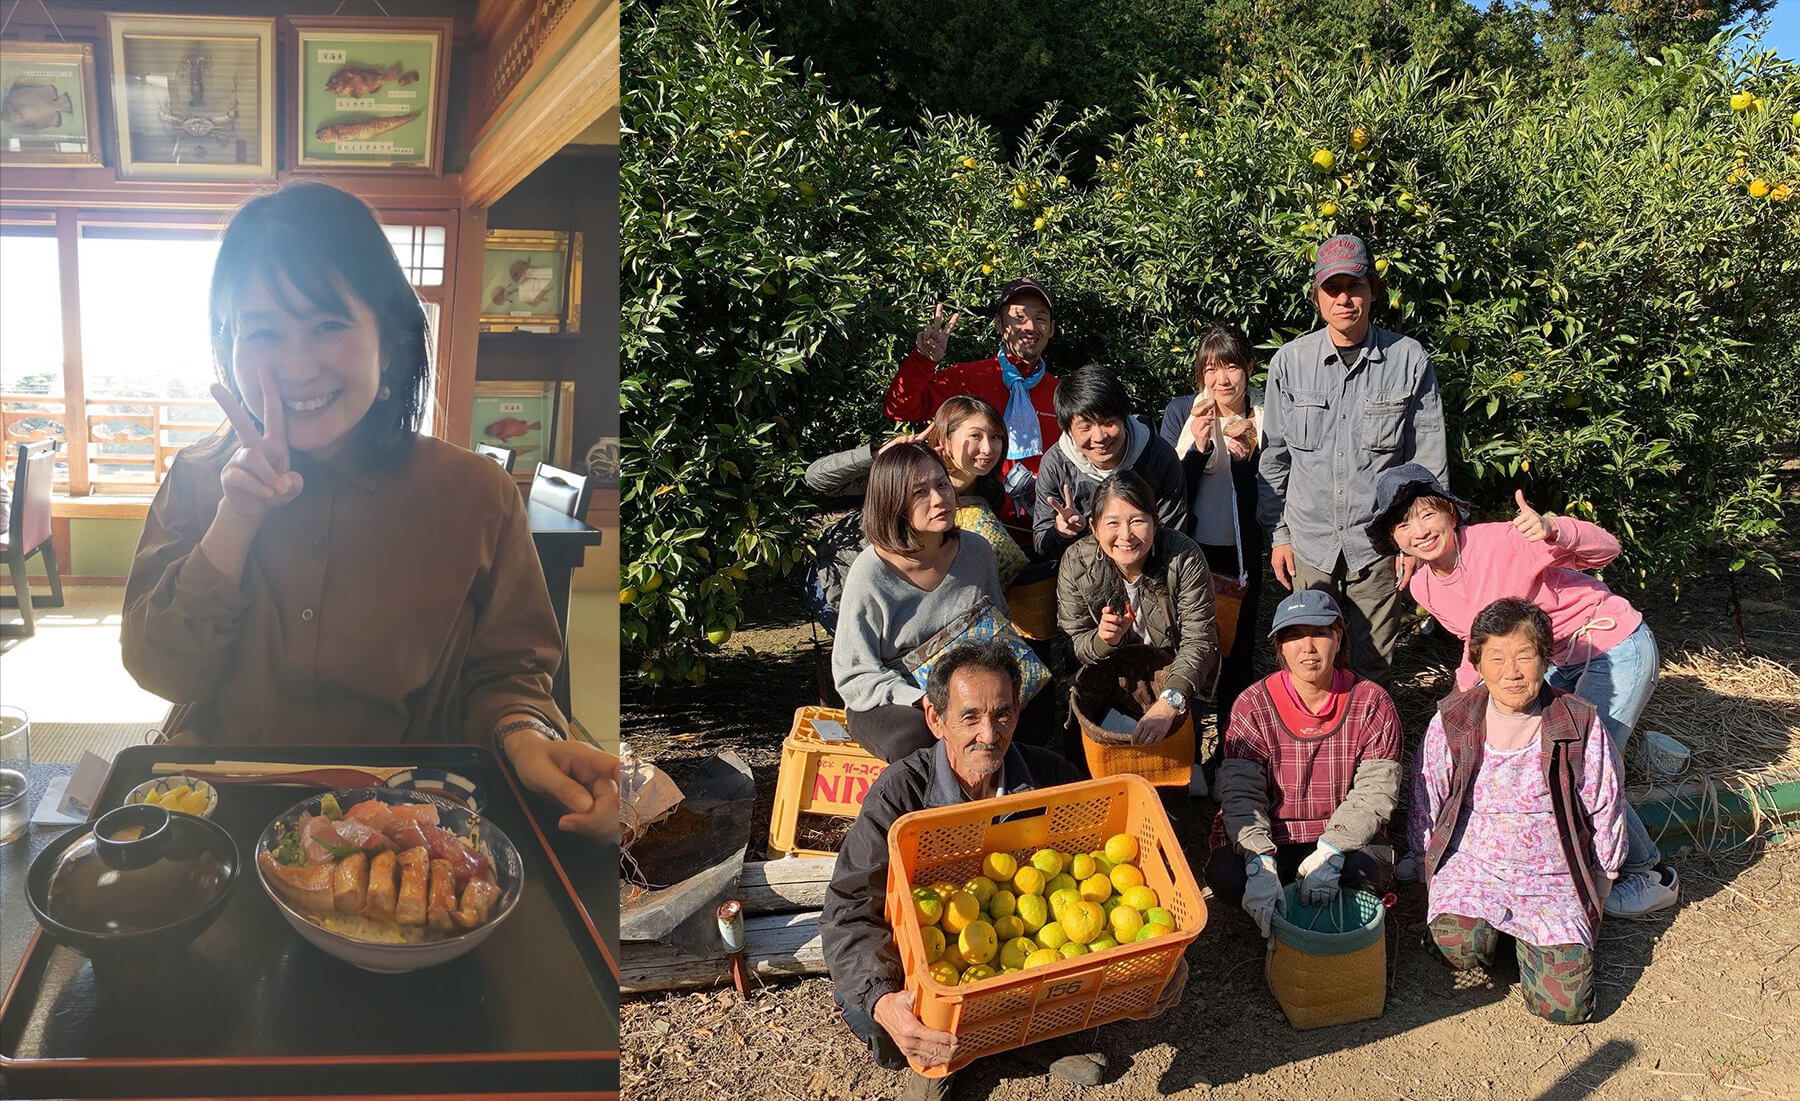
xmin=0 ymin=759 xmax=618 ymax=1097
xmin=527 ymin=502 xmax=606 ymax=717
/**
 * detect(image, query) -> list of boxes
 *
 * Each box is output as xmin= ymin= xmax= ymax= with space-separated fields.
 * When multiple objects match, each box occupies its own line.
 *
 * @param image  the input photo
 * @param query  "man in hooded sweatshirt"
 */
xmin=1032 ymin=365 xmax=1188 ymax=559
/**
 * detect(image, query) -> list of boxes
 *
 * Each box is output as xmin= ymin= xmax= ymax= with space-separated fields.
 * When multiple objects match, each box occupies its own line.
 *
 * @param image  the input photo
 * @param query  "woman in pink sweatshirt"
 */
xmin=1368 ymin=463 xmax=1677 ymax=920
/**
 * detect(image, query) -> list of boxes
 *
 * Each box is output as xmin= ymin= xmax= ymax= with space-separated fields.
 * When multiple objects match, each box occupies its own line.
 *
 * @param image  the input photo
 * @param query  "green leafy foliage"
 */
xmin=624 ymin=0 xmax=1800 ymax=681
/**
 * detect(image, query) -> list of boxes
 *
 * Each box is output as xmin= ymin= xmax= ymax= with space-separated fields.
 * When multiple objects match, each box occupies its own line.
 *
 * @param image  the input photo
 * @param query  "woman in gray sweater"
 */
xmin=831 ymin=443 xmax=1008 ymax=761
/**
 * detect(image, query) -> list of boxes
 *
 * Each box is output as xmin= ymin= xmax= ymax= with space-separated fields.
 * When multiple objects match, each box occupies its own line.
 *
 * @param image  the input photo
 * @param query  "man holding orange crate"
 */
xmin=820 ymin=639 xmax=1188 ymax=1098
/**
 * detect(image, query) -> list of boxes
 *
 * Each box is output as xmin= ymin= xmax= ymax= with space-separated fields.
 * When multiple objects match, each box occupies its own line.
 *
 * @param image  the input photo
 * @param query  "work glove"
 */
xmin=1297 ymin=841 xmax=1345 ymax=907
xmin=1241 ymin=854 xmax=1282 ymax=937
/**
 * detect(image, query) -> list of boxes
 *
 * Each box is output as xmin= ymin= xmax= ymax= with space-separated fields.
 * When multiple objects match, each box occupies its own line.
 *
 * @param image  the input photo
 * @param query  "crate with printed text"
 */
xmin=767 ymin=706 xmax=889 ymax=858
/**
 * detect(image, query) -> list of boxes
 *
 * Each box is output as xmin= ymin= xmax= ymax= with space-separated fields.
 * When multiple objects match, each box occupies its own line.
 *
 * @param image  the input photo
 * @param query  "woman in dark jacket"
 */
xmin=1159 ymin=325 xmax=1265 ymax=735
xmin=1056 ymin=469 xmax=1220 ymax=744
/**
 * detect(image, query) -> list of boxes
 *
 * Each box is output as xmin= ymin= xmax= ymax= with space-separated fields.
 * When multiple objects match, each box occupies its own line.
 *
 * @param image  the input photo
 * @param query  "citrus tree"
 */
xmin=624 ymin=0 xmax=1800 ymax=681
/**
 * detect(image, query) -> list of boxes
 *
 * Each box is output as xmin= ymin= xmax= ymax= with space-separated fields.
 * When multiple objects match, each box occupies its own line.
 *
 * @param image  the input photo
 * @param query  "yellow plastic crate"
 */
xmin=766 ymin=706 xmax=889 ymax=858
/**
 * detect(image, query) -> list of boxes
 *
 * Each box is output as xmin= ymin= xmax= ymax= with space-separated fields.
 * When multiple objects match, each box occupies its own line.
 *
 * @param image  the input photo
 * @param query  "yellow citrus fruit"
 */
xmin=1732 ymin=90 xmax=1754 ymax=111
xmin=1319 ymin=201 xmax=1339 ymax=217
xmin=1069 ymin=853 xmax=1097 ymax=881
xmin=641 ymin=570 xmax=663 ymax=592
xmin=1079 ymin=874 xmax=1112 ymax=903
xmin=921 ymin=925 xmax=946 ymax=963
xmin=1145 ymin=907 xmax=1175 ymax=929
xmin=619 ymin=587 xmax=638 ymax=604
xmin=987 ymin=889 xmax=1017 ymax=919
xmin=939 ymin=939 xmax=966 ymax=969
xmin=1793 ymin=110 xmax=1800 ymax=127
xmin=1110 ymin=864 xmax=1146 ymax=893
xmin=1088 ymin=853 xmax=1114 ymax=877
xmin=1030 ymin=849 xmax=1066 ymax=879
xmin=959 ymin=920 xmax=998 ymax=965
xmin=942 ymin=890 xmax=981 ymax=934
xmin=1049 ymin=887 xmax=1082 ymax=919
xmin=1311 ymin=149 xmax=1335 ymax=171
xmin=1749 ymin=178 xmax=1771 ymax=198
xmin=913 ymin=887 xmax=944 ymax=927
xmin=1109 ymin=905 xmax=1144 ymax=940
xmin=1011 ymin=866 xmax=1046 ymax=896
xmin=961 ymin=156 xmax=978 ymax=169
xmin=1122 ymin=885 xmax=1159 ymax=912
xmin=931 ymin=881 xmax=959 ymax=901
xmin=1059 ymin=942 xmax=1089 ymax=958
xmin=963 ymin=876 xmax=997 ymax=907
xmin=1036 ymin=922 xmax=1069 ymax=949
xmin=1061 ymin=901 xmax=1106 ymax=945
xmin=1047 ymin=873 xmax=1079 ymax=896
xmin=1563 ymin=393 xmax=1584 ymax=409
xmin=1024 ymin=948 xmax=1063 ymax=969
xmin=1016 ymin=893 xmax=1048 ymax=932
xmin=1090 ymin=934 xmax=1120 ymax=952
xmin=178 ymin=791 xmax=208 ymax=815
xmin=1754 ymin=97 xmax=1769 ymax=113
xmin=1772 ymin=183 xmax=1793 ymax=202
xmin=994 ymin=914 xmax=1025 ymax=941
xmin=929 ymin=961 xmax=960 ymax=985
xmin=983 ymin=852 xmax=1018 ymax=882
xmin=1000 ymin=936 xmax=1037 ymax=970
xmin=1450 ymin=336 xmax=1471 ymax=353
xmin=1374 ymin=257 xmax=1390 ymax=275
xmin=1350 ymin=127 xmax=1370 ymax=150
xmin=1032 ymin=215 xmax=1046 ymax=231
xmin=960 ymin=964 xmax=996 ymax=984
xmin=1136 ymin=923 xmax=1174 ymax=941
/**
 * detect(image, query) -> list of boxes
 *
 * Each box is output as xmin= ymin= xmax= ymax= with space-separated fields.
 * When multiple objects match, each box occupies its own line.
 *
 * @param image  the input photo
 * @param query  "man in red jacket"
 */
xmin=883 ymin=279 xmax=1060 ymax=529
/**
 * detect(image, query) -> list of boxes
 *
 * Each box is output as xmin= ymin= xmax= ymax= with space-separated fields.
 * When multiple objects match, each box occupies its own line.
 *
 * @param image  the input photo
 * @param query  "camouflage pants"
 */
xmin=1427 ymin=913 xmax=1594 ymax=1024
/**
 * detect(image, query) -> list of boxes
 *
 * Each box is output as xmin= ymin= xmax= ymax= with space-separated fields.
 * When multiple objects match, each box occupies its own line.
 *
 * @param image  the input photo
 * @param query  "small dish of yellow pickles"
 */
xmin=125 ymin=777 xmax=219 ymax=819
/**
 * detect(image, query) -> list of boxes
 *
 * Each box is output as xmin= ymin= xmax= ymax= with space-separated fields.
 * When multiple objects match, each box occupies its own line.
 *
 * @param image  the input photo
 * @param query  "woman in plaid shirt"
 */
xmin=1206 ymin=588 xmax=1403 ymax=936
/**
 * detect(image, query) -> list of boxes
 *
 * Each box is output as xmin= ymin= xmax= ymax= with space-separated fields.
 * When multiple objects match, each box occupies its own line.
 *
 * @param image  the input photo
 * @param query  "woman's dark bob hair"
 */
xmin=1192 ymin=323 xmax=1254 ymax=388
xmin=1088 ymin=468 xmax=1159 ymax=526
xmin=862 ymin=443 xmax=957 ymax=555
xmin=1468 ymin=597 xmax=1554 ymax=670
xmin=207 ymin=181 xmax=431 ymax=459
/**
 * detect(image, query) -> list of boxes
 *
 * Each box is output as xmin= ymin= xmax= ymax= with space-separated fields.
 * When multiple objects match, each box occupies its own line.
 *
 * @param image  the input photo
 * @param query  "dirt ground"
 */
xmin=622 ymin=540 xmax=1800 ymax=1100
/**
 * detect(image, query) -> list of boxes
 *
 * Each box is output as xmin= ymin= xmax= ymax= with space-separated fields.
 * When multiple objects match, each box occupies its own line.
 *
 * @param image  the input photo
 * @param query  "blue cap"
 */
xmin=1268 ymin=588 xmax=1344 ymax=637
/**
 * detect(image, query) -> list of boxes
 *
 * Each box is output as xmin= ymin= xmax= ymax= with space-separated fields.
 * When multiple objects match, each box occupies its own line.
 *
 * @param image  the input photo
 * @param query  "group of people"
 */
xmin=116 ymin=181 xmax=619 ymax=840
xmin=814 ymin=235 xmax=1679 ymax=1098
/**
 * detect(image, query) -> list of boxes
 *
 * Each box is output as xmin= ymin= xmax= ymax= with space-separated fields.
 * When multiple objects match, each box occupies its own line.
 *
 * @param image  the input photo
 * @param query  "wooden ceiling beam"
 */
xmin=460 ymin=0 xmax=617 ymax=208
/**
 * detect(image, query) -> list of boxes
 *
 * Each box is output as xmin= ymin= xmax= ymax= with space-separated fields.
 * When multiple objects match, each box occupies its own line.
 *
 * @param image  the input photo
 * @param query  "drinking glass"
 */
xmin=0 ymin=705 xmax=30 ymax=845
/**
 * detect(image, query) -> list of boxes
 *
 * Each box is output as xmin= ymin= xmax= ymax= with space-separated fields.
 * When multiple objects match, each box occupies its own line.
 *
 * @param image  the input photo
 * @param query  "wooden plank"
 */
xmin=621 ymin=911 xmax=826 ymax=994
xmin=741 ymin=858 xmax=836 ymax=915
xmin=56 ymin=209 xmax=89 ymax=497
xmin=440 ymin=205 xmax=488 ymax=448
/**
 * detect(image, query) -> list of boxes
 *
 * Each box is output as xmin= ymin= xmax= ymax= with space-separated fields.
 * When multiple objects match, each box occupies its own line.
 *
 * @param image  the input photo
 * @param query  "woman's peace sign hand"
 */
xmin=915 ymin=303 xmax=960 ymax=363
xmin=1511 ymin=489 xmax=1558 ymax=543
xmin=212 ymin=366 xmax=304 ymax=521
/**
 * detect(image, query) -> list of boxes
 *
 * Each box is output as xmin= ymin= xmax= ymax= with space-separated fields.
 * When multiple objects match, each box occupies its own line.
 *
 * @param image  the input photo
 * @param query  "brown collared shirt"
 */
xmin=122 ymin=435 xmax=566 ymax=746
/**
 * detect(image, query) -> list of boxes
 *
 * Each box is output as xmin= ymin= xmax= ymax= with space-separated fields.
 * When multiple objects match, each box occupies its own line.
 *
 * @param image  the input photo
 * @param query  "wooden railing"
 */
xmin=1 ymin=393 xmax=223 ymax=494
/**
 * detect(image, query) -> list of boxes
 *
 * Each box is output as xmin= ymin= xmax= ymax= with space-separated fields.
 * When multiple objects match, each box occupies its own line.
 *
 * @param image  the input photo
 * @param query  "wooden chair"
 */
xmin=529 ymin=462 xmax=593 ymax=519
xmin=475 ymin=442 xmax=516 ymax=473
xmin=2 ymin=441 xmax=65 ymax=638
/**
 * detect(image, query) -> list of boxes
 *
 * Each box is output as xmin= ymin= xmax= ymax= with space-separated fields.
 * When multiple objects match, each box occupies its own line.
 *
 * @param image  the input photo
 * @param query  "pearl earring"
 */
xmin=377 ymin=384 xmax=391 ymax=401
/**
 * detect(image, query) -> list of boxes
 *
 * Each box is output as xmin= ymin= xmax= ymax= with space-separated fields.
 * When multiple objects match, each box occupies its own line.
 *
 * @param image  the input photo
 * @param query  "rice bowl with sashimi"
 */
xmin=255 ymin=788 xmax=523 ymax=971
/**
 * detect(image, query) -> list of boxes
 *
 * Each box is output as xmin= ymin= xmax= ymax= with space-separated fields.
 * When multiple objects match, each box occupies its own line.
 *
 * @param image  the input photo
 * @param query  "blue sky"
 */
xmin=1756 ymin=2 xmax=1797 ymax=59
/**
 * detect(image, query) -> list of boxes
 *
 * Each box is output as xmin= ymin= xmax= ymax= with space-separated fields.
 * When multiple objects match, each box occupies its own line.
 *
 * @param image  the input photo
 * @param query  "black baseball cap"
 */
xmin=993 ymin=277 xmax=1053 ymax=316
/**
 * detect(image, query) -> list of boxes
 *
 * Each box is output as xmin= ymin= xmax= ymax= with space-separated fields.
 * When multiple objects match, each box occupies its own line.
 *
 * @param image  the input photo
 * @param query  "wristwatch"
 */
xmin=1158 ymin=688 xmax=1188 ymax=713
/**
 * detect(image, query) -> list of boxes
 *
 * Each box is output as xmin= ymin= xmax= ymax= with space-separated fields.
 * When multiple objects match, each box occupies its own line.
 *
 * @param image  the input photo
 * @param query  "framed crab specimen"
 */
xmin=105 ymin=13 xmax=276 ymax=180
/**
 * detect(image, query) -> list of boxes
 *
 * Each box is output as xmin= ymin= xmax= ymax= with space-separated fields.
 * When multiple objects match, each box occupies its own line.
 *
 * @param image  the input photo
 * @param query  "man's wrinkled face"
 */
xmin=925 ymin=666 xmax=1019 ymax=792
xmin=995 ymin=296 xmax=1053 ymax=365
xmin=1315 ymin=273 xmax=1372 ymax=345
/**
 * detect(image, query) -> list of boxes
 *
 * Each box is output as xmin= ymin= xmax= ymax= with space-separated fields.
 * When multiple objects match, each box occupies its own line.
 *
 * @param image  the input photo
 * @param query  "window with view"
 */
xmin=0 ymin=226 xmax=69 ymax=482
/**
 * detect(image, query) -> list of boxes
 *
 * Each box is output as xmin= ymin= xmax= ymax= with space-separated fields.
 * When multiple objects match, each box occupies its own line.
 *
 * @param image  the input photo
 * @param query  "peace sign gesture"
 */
xmin=915 ymin=303 xmax=960 ymax=363
xmin=1511 ymin=489 xmax=1558 ymax=544
xmin=212 ymin=365 xmax=304 ymax=521
xmin=1048 ymin=482 xmax=1087 ymax=538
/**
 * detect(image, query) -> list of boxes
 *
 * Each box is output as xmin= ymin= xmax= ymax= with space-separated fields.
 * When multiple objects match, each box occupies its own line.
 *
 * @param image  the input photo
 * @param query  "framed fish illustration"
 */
xmin=0 ymin=41 xmax=102 ymax=167
xmin=478 ymin=229 xmax=584 ymax=334
xmin=105 ymin=14 xmax=276 ymax=181
xmin=471 ymin=381 xmax=576 ymax=485
xmin=287 ymin=17 xmax=451 ymax=173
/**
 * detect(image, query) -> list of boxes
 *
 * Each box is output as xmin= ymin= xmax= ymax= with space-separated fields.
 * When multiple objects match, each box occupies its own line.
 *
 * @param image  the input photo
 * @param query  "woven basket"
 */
xmin=1006 ymin=575 xmax=1057 ymax=640
xmin=1264 ymin=885 xmax=1388 ymax=1030
xmin=1070 ymin=645 xmax=1194 ymax=787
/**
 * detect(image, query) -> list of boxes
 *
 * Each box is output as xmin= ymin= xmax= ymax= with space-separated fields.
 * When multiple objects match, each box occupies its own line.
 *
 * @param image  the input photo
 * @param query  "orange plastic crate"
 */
xmin=883 ymin=775 xmax=1206 ymax=1077
xmin=767 ymin=706 xmax=888 ymax=858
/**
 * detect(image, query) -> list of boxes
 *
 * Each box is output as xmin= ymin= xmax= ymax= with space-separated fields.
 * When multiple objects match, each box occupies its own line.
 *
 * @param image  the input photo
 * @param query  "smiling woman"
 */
xmin=117 ymin=181 xmax=619 ymax=840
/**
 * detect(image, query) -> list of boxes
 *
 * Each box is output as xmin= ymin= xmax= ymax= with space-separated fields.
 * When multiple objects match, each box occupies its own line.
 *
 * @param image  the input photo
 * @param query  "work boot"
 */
xmin=1603 ymin=864 xmax=1679 ymax=919
xmin=899 ymin=1069 xmax=954 ymax=1101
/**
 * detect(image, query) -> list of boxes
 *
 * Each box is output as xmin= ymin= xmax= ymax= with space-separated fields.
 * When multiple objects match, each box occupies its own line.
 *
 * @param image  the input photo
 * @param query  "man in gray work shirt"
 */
xmin=1257 ymin=234 xmax=1448 ymax=683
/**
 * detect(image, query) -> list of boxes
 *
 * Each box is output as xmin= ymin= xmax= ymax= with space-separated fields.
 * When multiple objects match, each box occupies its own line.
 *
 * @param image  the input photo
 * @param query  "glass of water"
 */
xmin=0 ymin=705 xmax=29 ymax=845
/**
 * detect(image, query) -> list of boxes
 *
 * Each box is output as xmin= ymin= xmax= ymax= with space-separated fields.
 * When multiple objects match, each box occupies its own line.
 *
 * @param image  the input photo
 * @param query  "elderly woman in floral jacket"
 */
xmin=1056 ymin=469 xmax=1219 ymax=745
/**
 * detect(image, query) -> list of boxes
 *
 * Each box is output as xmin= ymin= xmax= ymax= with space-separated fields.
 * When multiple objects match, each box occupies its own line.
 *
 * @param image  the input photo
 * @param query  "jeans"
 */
xmin=1548 ymin=621 xmax=1661 ymax=875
